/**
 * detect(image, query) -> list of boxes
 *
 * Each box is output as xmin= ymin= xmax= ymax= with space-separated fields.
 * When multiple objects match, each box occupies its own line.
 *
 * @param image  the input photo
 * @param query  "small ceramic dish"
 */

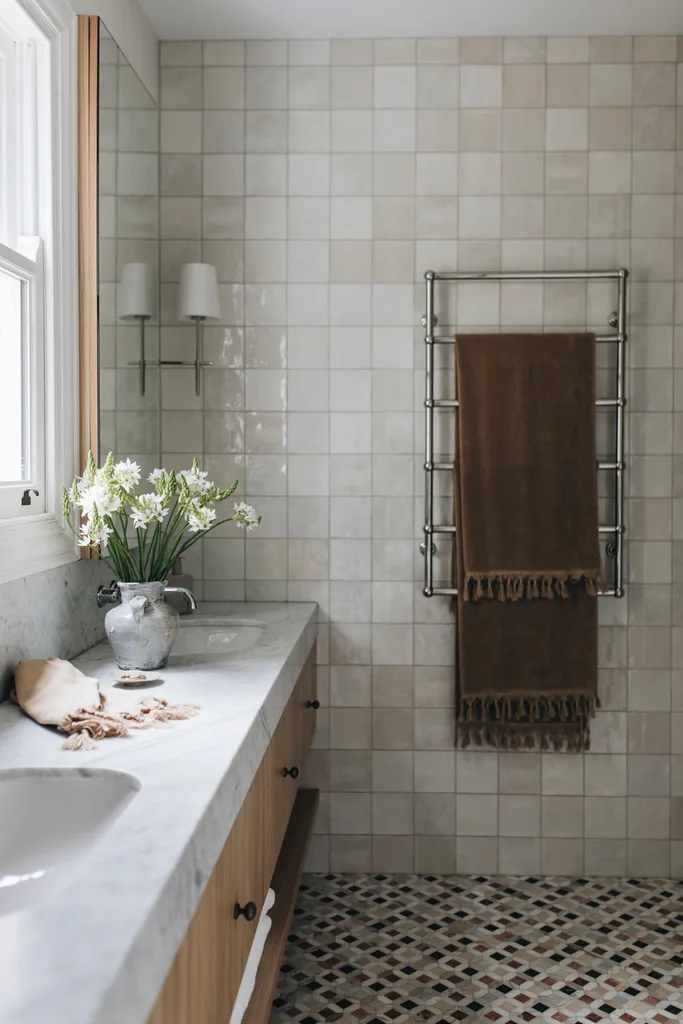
xmin=112 ymin=670 xmax=162 ymax=688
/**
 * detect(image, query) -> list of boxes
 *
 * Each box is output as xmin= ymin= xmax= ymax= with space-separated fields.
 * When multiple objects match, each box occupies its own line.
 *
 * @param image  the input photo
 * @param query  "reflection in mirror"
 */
xmin=97 ymin=24 xmax=160 ymax=478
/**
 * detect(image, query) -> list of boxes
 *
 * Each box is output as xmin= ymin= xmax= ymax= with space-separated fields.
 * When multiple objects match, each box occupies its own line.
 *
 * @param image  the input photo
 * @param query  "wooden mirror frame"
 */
xmin=77 ymin=15 xmax=99 ymax=557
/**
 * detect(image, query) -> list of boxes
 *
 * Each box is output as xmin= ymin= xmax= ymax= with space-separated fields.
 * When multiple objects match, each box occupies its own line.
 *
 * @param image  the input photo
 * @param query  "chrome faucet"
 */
xmin=97 ymin=581 xmax=197 ymax=613
xmin=165 ymin=586 xmax=197 ymax=613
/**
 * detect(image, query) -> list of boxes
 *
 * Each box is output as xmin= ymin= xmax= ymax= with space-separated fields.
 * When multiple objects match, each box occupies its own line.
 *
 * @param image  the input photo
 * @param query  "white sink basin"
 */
xmin=0 ymin=768 xmax=139 ymax=916
xmin=171 ymin=619 xmax=266 ymax=658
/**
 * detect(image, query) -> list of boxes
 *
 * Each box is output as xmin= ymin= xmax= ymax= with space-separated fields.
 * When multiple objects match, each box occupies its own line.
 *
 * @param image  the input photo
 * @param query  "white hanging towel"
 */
xmin=229 ymin=888 xmax=276 ymax=1024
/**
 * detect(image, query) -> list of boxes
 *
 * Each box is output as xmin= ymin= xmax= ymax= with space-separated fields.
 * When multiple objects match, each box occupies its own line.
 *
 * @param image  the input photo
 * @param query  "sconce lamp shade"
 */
xmin=178 ymin=262 xmax=221 ymax=322
xmin=119 ymin=262 xmax=155 ymax=319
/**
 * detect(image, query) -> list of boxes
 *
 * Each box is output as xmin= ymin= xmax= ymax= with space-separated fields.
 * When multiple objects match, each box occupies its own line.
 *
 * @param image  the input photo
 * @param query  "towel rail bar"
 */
xmin=422 ymin=268 xmax=628 ymax=600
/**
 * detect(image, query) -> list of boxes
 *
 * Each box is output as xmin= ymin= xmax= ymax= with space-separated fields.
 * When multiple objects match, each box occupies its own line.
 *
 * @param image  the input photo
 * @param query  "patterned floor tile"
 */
xmin=269 ymin=875 xmax=683 ymax=1024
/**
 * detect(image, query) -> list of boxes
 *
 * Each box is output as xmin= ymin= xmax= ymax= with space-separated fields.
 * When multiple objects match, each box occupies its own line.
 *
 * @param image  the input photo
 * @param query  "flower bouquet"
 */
xmin=62 ymin=453 xmax=260 ymax=669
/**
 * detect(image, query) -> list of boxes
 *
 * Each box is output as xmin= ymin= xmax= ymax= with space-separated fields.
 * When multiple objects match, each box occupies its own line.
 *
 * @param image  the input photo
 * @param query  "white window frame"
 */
xmin=0 ymin=0 xmax=79 ymax=585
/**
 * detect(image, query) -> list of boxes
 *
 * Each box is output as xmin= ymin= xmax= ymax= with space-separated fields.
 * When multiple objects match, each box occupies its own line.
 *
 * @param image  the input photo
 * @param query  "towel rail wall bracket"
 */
xmin=422 ymin=268 xmax=629 ymax=601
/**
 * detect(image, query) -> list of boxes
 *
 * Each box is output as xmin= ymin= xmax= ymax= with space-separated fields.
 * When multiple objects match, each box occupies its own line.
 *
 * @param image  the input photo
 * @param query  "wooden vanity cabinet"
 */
xmin=148 ymin=648 xmax=319 ymax=1024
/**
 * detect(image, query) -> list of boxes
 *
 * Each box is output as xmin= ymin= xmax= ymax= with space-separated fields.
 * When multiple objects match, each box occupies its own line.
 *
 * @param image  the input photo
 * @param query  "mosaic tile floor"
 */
xmin=270 ymin=874 xmax=683 ymax=1024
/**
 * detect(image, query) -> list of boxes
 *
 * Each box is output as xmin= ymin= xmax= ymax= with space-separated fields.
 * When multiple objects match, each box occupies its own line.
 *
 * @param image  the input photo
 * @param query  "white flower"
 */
xmin=113 ymin=458 xmax=141 ymax=492
xmin=232 ymin=501 xmax=260 ymax=531
xmin=78 ymin=483 xmax=122 ymax=517
xmin=186 ymin=503 xmax=217 ymax=533
xmin=148 ymin=468 xmax=168 ymax=488
xmin=179 ymin=466 xmax=211 ymax=497
xmin=78 ymin=518 xmax=112 ymax=548
xmin=68 ymin=479 xmax=81 ymax=506
xmin=130 ymin=493 xmax=169 ymax=530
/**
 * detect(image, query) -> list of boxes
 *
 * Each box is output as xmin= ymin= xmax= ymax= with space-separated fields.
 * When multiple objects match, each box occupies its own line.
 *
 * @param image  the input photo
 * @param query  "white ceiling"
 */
xmin=140 ymin=0 xmax=683 ymax=41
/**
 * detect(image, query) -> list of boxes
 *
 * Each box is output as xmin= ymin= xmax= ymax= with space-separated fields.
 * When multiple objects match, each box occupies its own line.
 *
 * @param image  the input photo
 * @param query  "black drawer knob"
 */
xmin=234 ymin=901 xmax=257 ymax=922
xmin=306 ymin=699 xmax=320 ymax=710
xmin=283 ymin=765 xmax=300 ymax=779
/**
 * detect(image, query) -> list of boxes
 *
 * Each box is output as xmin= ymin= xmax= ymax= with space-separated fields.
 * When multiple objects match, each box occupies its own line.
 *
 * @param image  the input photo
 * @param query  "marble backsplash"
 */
xmin=0 ymin=558 xmax=111 ymax=701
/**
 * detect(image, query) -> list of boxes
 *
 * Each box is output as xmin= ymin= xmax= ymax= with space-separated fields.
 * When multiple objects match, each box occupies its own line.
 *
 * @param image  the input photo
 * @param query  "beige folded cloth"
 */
xmin=12 ymin=658 xmax=199 ymax=751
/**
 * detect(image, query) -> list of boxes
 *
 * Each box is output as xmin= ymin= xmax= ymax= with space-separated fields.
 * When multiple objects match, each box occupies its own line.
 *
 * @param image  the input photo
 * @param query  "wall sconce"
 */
xmin=120 ymin=262 xmax=155 ymax=396
xmin=160 ymin=262 xmax=220 ymax=397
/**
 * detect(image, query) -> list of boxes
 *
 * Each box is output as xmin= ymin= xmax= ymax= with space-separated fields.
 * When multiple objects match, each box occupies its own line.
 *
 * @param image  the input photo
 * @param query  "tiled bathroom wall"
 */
xmin=159 ymin=34 xmax=683 ymax=876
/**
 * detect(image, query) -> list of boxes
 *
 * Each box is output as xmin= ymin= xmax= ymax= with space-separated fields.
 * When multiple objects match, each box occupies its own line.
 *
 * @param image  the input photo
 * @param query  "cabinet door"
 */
xmin=148 ymin=769 xmax=267 ymax=1024
xmin=294 ymin=647 xmax=318 ymax=771
xmin=262 ymin=703 xmax=299 ymax=884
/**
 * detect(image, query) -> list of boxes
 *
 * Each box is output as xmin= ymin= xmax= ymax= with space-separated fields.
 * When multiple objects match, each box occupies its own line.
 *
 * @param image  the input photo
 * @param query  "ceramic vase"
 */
xmin=104 ymin=581 xmax=180 ymax=670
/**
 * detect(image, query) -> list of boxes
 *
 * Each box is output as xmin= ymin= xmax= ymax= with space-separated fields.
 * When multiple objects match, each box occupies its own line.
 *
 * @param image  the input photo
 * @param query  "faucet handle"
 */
xmin=97 ymin=581 xmax=120 ymax=607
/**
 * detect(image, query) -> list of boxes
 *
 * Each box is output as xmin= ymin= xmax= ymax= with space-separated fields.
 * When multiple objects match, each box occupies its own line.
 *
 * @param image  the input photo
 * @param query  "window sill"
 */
xmin=0 ymin=513 xmax=77 ymax=586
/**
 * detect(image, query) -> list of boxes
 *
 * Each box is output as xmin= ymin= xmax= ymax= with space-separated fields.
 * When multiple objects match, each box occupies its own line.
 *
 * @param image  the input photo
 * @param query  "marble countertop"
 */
xmin=0 ymin=601 xmax=318 ymax=1024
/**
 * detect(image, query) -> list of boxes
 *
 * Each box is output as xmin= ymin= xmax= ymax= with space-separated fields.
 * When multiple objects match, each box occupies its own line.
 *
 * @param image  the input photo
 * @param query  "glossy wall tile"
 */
xmin=159 ymin=35 xmax=683 ymax=874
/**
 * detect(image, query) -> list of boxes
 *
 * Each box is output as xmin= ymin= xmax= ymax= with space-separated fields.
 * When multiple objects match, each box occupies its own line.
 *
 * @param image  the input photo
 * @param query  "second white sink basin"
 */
xmin=0 ymin=768 xmax=139 ymax=917
xmin=171 ymin=619 xmax=266 ymax=658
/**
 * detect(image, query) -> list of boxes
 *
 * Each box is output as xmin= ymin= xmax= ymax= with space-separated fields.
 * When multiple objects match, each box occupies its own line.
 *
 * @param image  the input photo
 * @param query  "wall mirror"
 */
xmin=78 ymin=15 xmax=161 ymax=485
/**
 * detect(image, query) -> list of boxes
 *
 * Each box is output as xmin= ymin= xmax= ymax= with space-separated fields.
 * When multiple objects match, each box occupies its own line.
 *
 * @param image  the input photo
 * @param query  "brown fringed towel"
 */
xmin=454 ymin=333 xmax=602 ymax=751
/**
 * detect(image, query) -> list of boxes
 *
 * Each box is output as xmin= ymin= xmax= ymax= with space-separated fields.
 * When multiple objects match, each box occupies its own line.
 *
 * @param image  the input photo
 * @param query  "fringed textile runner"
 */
xmin=454 ymin=332 xmax=602 ymax=751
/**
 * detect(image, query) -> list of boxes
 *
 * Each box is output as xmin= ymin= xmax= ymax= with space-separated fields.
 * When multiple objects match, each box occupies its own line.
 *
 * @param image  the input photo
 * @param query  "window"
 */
xmin=0 ymin=0 xmax=78 ymax=581
xmin=0 ymin=4 xmax=45 ymax=518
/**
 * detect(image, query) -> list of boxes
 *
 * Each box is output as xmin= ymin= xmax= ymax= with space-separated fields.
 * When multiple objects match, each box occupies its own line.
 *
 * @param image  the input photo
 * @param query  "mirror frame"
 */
xmin=77 ymin=15 xmax=99 ymax=559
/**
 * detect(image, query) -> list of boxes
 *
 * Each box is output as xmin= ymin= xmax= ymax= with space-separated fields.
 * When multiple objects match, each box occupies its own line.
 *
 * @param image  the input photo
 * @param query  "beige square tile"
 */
xmin=460 ymin=37 xmax=503 ymax=64
xmin=499 ymin=795 xmax=540 ymax=837
xmin=503 ymin=38 xmax=547 ymax=64
xmin=584 ymin=838 xmax=627 ymax=875
xmin=503 ymin=64 xmax=545 ymax=107
xmin=415 ymin=751 xmax=456 ymax=793
xmin=589 ymin=108 xmax=633 ymax=150
xmin=542 ymin=797 xmax=584 ymax=838
xmin=628 ymin=711 xmax=671 ymax=753
xmin=460 ymin=110 xmax=501 ymax=152
xmin=499 ymin=753 xmax=541 ymax=794
xmin=547 ymin=37 xmax=589 ymax=64
xmin=499 ymin=837 xmax=541 ymax=874
xmin=372 ymin=793 xmax=413 ymax=834
xmin=546 ymin=64 xmax=589 ymax=107
xmin=330 ymin=792 xmax=371 ymax=834
xmin=417 ymin=109 xmax=460 ymax=152
xmin=372 ymin=751 xmax=414 ymax=793
xmin=628 ymin=754 xmax=671 ymax=796
xmin=371 ymin=836 xmax=414 ymax=872
xmin=590 ymin=37 xmax=633 ymax=63
xmin=542 ymin=838 xmax=584 ymax=874
xmin=502 ymin=109 xmax=545 ymax=150
xmin=415 ymin=793 xmax=456 ymax=835
xmin=415 ymin=836 xmax=457 ymax=873
xmin=627 ymin=838 xmax=670 ymax=875
xmin=330 ymin=708 xmax=371 ymax=749
xmin=456 ymin=794 xmax=497 ymax=836
xmin=329 ymin=750 xmax=371 ymax=792
xmin=456 ymin=836 xmax=498 ymax=873
xmin=585 ymin=753 xmax=627 ymax=795
xmin=373 ymin=708 xmax=413 ymax=749
xmin=542 ymin=754 xmax=584 ymax=795
xmin=330 ymin=835 xmax=371 ymax=872
xmin=589 ymin=64 xmax=633 ymax=106
xmin=417 ymin=38 xmax=461 ymax=65
xmin=585 ymin=796 xmax=627 ymax=838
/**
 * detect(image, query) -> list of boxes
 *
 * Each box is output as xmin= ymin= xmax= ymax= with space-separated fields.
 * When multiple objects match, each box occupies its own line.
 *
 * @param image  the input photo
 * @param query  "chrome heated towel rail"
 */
xmin=421 ymin=268 xmax=629 ymax=600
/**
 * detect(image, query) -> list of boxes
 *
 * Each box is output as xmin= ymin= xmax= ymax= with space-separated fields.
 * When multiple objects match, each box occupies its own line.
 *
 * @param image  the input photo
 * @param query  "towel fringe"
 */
xmin=456 ymin=692 xmax=598 ymax=752
xmin=464 ymin=570 xmax=604 ymax=603
xmin=58 ymin=697 xmax=200 ymax=751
